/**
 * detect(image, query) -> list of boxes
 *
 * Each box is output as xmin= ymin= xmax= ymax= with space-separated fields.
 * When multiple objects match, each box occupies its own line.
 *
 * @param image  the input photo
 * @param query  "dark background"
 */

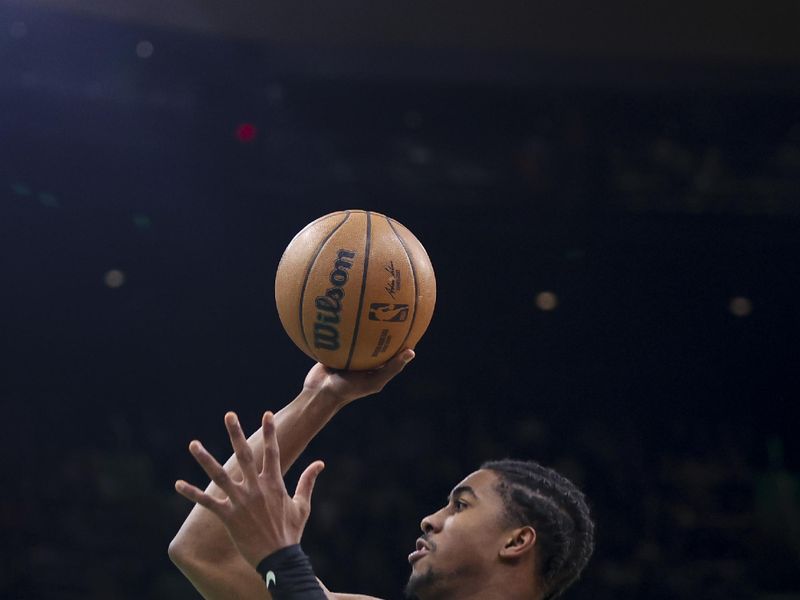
xmin=2 ymin=2 xmax=799 ymax=599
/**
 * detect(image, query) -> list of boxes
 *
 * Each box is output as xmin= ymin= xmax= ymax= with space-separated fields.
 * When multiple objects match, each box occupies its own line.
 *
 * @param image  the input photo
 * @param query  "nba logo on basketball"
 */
xmin=368 ymin=304 xmax=409 ymax=322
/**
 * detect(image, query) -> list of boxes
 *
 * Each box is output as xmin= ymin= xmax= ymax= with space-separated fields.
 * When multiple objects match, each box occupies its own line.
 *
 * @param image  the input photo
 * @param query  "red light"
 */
xmin=235 ymin=123 xmax=257 ymax=143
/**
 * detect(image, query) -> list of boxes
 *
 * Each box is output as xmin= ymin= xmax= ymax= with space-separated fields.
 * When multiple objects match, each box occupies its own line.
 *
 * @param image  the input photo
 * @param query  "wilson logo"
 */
xmin=313 ymin=249 xmax=356 ymax=350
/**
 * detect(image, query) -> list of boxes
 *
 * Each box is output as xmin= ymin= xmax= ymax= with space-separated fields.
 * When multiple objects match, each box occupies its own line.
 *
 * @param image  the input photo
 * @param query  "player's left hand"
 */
xmin=303 ymin=348 xmax=415 ymax=407
xmin=175 ymin=411 xmax=324 ymax=568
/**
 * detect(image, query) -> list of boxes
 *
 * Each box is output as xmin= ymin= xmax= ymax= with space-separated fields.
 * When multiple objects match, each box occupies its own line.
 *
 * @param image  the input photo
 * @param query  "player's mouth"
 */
xmin=408 ymin=538 xmax=431 ymax=564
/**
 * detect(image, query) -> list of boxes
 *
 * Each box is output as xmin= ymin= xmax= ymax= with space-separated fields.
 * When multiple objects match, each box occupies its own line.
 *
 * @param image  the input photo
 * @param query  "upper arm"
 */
xmin=170 ymin=545 xmax=269 ymax=600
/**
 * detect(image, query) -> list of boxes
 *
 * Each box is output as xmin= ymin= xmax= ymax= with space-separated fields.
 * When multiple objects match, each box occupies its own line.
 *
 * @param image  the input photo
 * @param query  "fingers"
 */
xmin=260 ymin=412 xmax=286 ymax=491
xmin=175 ymin=479 xmax=230 ymax=516
xmin=188 ymin=440 xmax=238 ymax=497
xmin=293 ymin=460 xmax=325 ymax=512
xmin=370 ymin=348 xmax=415 ymax=384
xmin=224 ymin=412 xmax=257 ymax=482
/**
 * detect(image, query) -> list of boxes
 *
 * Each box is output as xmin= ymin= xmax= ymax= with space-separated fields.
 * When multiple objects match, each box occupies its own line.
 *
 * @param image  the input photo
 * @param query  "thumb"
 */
xmin=294 ymin=460 xmax=325 ymax=508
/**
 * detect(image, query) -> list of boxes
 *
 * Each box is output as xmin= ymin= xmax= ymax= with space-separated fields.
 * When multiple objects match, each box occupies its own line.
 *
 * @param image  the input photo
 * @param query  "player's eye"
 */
xmin=453 ymin=499 xmax=467 ymax=512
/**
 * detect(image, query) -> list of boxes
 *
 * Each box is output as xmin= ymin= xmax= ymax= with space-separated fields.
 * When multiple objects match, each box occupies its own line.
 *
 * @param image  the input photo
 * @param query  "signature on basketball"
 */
xmin=384 ymin=261 xmax=401 ymax=299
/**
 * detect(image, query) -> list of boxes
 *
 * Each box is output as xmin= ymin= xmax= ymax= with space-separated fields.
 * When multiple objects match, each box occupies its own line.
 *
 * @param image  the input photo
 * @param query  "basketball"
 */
xmin=275 ymin=210 xmax=436 ymax=370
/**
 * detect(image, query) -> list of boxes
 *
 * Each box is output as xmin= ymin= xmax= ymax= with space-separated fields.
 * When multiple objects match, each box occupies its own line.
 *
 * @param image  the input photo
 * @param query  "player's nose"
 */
xmin=420 ymin=509 xmax=443 ymax=534
xmin=420 ymin=515 xmax=433 ymax=534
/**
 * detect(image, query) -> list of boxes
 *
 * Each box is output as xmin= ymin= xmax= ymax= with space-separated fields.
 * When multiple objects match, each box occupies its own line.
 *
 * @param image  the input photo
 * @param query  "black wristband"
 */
xmin=255 ymin=545 xmax=326 ymax=599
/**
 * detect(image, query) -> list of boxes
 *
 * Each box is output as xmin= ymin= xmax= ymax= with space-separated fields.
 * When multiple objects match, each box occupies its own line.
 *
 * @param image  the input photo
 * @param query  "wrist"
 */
xmin=242 ymin=539 xmax=298 ymax=570
xmin=301 ymin=384 xmax=350 ymax=411
xmin=255 ymin=545 xmax=326 ymax=599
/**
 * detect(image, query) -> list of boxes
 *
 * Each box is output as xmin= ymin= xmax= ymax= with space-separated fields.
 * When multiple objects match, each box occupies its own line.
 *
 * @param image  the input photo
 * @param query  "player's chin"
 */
xmin=405 ymin=565 xmax=435 ymax=599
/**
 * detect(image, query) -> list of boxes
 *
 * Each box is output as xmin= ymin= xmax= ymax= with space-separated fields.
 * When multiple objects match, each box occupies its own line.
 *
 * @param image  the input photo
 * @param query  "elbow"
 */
xmin=168 ymin=528 xmax=218 ymax=574
xmin=168 ymin=520 xmax=234 ymax=573
xmin=168 ymin=533 xmax=191 ymax=568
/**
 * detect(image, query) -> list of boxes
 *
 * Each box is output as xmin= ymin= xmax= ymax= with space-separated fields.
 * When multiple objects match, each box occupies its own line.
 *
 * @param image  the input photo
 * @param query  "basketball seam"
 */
xmin=344 ymin=211 xmax=371 ymax=370
xmin=386 ymin=217 xmax=419 ymax=352
xmin=290 ymin=211 xmax=344 ymax=245
xmin=297 ymin=211 xmax=351 ymax=357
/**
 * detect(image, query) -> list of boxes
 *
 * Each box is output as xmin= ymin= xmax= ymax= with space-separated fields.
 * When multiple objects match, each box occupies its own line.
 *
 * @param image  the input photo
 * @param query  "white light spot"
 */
xmin=136 ymin=40 xmax=154 ymax=59
xmin=10 ymin=21 xmax=28 ymax=39
xmin=535 ymin=291 xmax=558 ymax=311
xmin=729 ymin=296 xmax=752 ymax=317
xmin=104 ymin=269 xmax=126 ymax=289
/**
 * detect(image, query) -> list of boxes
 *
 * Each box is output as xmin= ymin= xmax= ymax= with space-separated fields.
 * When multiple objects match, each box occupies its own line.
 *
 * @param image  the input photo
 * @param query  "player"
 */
xmin=169 ymin=350 xmax=595 ymax=599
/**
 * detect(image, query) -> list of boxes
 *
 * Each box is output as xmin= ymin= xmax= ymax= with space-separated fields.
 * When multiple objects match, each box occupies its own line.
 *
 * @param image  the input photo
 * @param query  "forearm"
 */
xmin=169 ymin=386 xmax=344 ymax=596
xmin=169 ymin=351 xmax=414 ymax=600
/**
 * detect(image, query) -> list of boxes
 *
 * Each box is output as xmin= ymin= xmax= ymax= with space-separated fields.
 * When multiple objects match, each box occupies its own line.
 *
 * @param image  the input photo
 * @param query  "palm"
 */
xmin=303 ymin=363 xmax=341 ymax=391
xmin=302 ymin=351 xmax=414 ymax=405
xmin=303 ymin=363 xmax=373 ymax=401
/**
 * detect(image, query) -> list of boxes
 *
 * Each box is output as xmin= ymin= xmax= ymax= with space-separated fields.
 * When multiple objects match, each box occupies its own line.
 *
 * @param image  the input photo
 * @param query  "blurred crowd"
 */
xmin=3 ymin=361 xmax=798 ymax=599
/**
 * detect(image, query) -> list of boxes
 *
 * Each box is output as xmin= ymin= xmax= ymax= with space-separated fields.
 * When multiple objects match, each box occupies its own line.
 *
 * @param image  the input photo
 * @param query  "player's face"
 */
xmin=405 ymin=469 xmax=512 ymax=599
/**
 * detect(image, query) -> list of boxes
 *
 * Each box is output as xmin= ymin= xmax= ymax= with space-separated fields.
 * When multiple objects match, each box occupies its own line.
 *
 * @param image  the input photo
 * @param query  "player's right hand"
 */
xmin=175 ymin=411 xmax=324 ymax=568
xmin=302 ymin=348 xmax=415 ymax=406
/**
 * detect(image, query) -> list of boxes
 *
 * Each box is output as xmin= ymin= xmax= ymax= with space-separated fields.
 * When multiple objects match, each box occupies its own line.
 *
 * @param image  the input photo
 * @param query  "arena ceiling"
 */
xmin=20 ymin=0 xmax=800 ymax=65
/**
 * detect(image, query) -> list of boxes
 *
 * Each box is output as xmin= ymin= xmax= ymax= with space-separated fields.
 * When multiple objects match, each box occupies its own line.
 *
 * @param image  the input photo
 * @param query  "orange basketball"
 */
xmin=275 ymin=210 xmax=436 ymax=370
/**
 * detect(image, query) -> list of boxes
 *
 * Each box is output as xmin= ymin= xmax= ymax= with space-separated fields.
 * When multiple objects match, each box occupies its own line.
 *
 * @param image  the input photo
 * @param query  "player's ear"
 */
xmin=499 ymin=526 xmax=536 ymax=559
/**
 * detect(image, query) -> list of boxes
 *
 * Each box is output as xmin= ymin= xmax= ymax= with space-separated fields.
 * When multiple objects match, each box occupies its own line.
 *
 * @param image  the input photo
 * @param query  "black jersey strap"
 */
xmin=255 ymin=544 xmax=327 ymax=599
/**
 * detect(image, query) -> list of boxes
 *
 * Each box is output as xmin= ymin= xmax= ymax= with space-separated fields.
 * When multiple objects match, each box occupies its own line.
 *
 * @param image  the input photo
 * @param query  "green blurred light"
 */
xmin=133 ymin=214 xmax=152 ymax=229
xmin=38 ymin=192 xmax=59 ymax=208
xmin=11 ymin=182 xmax=32 ymax=196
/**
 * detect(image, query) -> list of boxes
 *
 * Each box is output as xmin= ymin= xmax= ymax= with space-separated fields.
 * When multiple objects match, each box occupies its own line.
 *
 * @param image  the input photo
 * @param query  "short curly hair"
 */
xmin=481 ymin=459 xmax=595 ymax=599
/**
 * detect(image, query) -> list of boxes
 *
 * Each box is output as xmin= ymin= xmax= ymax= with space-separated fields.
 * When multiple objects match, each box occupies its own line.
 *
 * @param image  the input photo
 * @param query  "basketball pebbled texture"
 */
xmin=275 ymin=210 xmax=436 ymax=370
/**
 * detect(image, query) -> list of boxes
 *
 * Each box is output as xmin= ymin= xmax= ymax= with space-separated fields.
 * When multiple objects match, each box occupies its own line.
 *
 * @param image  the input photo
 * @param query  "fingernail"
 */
xmin=403 ymin=350 xmax=415 ymax=364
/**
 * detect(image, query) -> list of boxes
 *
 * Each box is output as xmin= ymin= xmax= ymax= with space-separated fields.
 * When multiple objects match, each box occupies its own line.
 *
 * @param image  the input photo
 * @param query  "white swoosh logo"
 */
xmin=265 ymin=570 xmax=276 ymax=589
